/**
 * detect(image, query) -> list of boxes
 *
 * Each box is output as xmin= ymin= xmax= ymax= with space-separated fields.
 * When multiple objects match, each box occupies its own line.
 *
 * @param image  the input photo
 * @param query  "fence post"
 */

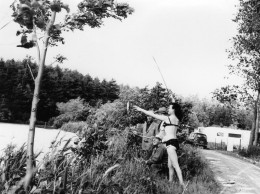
xmin=221 ymin=140 xmax=222 ymax=150
xmin=215 ymin=138 xmax=216 ymax=150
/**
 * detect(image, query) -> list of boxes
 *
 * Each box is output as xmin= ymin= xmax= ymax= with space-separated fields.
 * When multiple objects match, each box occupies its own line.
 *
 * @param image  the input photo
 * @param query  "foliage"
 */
xmin=237 ymin=109 xmax=253 ymax=129
xmin=183 ymin=96 xmax=211 ymax=127
xmin=238 ymin=145 xmax=260 ymax=159
xmin=0 ymin=144 xmax=31 ymax=193
xmin=0 ymin=58 xmax=33 ymax=123
xmin=182 ymin=95 xmax=253 ymax=129
xmin=145 ymin=82 xmax=170 ymax=110
xmin=64 ymin=0 xmax=134 ymax=30
xmin=117 ymin=83 xmax=172 ymax=125
xmin=84 ymin=83 xmax=194 ymax=131
xmin=60 ymin=121 xmax=89 ymax=133
xmin=2 ymin=56 xmax=255 ymax=130
xmin=10 ymin=0 xmax=134 ymax=47
xmin=72 ymin=126 xmax=108 ymax=159
xmin=212 ymin=87 xmax=254 ymax=129
xmin=9 ymin=0 xmax=134 ymax=187
xmin=213 ymin=86 xmax=239 ymax=106
xmin=227 ymin=0 xmax=260 ymax=144
xmin=228 ymin=0 xmax=260 ymax=91
xmin=53 ymin=97 xmax=91 ymax=128
xmin=0 ymin=130 xmax=220 ymax=194
xmin=0 ymin=58 xmax=121 ymax=123
xmin=122 ymin=83 xmax=192 ymax=127
xmin=92 ymin=100 xmax=126 ymax=129
xmin=56 ymin=97 xmax=87 ymax=114
xmin=179 ymin=145 xmax=208 ymax=179
xmin=0 ymin=58 xmax=196 ymax=129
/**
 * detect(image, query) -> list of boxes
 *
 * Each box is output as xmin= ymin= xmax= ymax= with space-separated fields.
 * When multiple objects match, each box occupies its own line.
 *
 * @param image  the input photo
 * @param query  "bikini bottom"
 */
xmin=164 ymin=139 xmax=179 ymax=150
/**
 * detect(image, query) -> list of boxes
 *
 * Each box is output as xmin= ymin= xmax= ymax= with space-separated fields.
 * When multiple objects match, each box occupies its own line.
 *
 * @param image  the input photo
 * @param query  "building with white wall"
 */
xmin=195 ymin=127 xmax=251 ymax=149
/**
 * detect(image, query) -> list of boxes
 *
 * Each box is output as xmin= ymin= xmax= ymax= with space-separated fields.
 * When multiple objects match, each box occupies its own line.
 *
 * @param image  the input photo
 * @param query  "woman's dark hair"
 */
xmin=170 ymin=102 xmax=183 ymax=121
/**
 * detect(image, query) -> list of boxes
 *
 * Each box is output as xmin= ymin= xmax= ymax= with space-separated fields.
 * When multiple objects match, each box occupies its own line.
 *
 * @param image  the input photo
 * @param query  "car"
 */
xmin=186 ymin=132 xmax=208 ymax=149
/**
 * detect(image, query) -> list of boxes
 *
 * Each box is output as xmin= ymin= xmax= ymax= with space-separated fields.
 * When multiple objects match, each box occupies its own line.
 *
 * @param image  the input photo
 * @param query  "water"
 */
xmin=0 ymin=123 xmax=77 ymax=160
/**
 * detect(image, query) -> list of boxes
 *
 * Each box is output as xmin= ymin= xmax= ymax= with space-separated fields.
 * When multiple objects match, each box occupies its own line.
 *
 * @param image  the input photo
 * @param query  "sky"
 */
xmin=0 ymin=0 xmax=241 ymax=98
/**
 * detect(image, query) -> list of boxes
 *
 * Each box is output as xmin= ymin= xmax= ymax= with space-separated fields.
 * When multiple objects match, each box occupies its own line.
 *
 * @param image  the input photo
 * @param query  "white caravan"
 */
xmin=195 ymin=127 xmax=251 ymax=149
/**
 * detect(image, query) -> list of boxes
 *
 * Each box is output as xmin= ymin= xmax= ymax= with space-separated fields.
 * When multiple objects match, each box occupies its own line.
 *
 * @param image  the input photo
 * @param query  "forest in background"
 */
xmin=0 ymin=58 xmax=119 ymax=124
xmin=0 ymin=58 xmax=253 ymax=130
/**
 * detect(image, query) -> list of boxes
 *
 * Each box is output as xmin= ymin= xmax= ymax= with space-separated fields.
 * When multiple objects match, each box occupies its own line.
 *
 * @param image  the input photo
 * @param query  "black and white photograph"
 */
xmin=1 ymin=0 xmax=260 ymax=193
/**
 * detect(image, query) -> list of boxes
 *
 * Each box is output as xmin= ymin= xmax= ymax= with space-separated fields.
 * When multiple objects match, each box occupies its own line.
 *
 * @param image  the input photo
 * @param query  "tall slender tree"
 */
xmin=228 ymin=0 xmax=260 ymax=145
xmin=10 ymin=0 xmax=133 ymax=188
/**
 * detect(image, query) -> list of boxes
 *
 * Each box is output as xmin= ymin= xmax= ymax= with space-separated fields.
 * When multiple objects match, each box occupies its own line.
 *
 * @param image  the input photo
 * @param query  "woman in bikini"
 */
xmin=133 ymin=103 xmax=184 ymax=187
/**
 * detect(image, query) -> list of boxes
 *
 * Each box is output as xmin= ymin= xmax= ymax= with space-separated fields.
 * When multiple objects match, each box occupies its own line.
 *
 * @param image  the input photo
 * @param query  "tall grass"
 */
xmin=0 ymin=128 xmax=220 ymax=194
xmin=238 ymin=145 xmax=260 ymax=161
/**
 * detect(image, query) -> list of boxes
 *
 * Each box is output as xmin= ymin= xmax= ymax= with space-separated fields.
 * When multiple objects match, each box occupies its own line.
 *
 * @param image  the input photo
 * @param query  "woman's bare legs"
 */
xmin=168 ymin=156 xmax=175 ymax=182
xmin=167 ymin=146 xmax=184 ymax=185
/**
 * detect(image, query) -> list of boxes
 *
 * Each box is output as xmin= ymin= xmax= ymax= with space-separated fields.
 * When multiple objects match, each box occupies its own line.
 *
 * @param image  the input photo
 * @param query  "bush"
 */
xmin=0 ymin=108 xmax=12 ymax=122
xmin=52 ymin=97 xmax=91 ymax=128
xmin=60 ymin=121 xmax=89 ymax=133
xmin=0 ymin=130 xmax=220 ymax=194
xmin=179 ymin=145 xmax=208 ymax=180
xmin=239 ymin=145 xmax=260 ymax=159
xmin=53 ymin=113 xmax=74 ymax=128
xmin=0 ymin=144 xmax=40 ymax=193
xmin=71 ymin=127 xmax=108 ymax=159
xmin=91 ymin=100 xmax=128 ymax=129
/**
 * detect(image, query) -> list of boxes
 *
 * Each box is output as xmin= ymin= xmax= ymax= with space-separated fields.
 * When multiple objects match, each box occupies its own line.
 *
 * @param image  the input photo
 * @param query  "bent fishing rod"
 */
xmin=127 ymin=56 xmax=173 ymax=113
xmin=152 ymin=56 xmax=170 ymax=95
xmin=152 ymin=56 xmax=176 ymax=104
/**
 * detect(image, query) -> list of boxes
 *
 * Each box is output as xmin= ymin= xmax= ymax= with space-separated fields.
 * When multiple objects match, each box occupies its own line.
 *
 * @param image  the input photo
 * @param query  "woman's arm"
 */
xmin=133 ymin=105 xmax=167 ymax=121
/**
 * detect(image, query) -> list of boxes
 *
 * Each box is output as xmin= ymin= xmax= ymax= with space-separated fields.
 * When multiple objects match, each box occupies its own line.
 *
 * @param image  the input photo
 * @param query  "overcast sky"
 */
xmin=0 ymin=0 xmax=241 ymax=98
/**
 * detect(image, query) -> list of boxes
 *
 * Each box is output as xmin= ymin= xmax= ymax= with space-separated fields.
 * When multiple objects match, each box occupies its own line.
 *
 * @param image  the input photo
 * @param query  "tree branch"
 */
xmin=26 ymin=62 xmax=35 ymax=81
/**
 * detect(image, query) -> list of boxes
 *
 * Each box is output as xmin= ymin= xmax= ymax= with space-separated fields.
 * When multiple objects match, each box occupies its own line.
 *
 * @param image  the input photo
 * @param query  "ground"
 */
xmin=202 ymin=149 xmax=260 ymax=194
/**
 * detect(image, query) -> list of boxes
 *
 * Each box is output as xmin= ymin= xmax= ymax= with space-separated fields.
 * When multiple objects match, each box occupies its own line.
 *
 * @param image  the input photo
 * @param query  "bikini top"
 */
xmin=162 ymin=117 xmax=179 ymax=127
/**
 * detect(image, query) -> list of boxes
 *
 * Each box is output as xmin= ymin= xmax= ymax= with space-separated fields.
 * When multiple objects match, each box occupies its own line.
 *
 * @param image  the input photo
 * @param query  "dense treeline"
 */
xmin=183 ymin=95 xmax=253 ymax=130
xmin=0 ymin=58 xmax=119 ymax=123
xmin=0 ymin=58 xmax=253 ymax=129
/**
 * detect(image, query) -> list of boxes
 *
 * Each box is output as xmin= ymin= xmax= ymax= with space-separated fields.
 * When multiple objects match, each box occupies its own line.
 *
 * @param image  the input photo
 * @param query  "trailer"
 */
xmin=194 ymin=127 xmax=251 ymax=150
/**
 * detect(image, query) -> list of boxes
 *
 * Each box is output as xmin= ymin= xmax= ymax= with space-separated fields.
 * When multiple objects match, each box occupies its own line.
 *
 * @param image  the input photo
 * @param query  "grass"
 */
xmin=0 ymin=128 xmax=221 ymax=194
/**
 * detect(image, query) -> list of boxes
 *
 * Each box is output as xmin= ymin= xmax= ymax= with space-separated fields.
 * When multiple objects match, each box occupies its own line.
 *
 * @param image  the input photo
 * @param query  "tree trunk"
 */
xmin=249 ymin=116 xmax=255 ymax=146
xmin=249 ymin=96 xmax=258 ymax=146
xmin=25 ymin=11 xmax=56 ymax=189
xmin=253 ymin=90 xmax=260 ymax=146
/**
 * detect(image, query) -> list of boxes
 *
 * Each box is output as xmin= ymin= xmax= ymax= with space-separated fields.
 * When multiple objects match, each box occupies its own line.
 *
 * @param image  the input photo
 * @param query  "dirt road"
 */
xmin=202 ymin=149 xmax=260 ymax=194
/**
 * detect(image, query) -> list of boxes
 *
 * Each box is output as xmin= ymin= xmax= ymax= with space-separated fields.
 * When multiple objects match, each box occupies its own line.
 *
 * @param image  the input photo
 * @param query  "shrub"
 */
xmin=53 ymin=97 xmax=91 ymax=128
xmin=239 ymin=145 xmax=260 ymax=159
xmin=179 ymin=145 xmax=208 ymax=180
xmin=0 ymin=144 xmax=40 ymax=193
xmin=91 ymin=100 xmax=128 ymax=129
xmin=60 ymin=121 xmax=89 ymax=133
xmin=0 ymin=108 xmax=12 ymax=122
xmin=70 ymin=126 xmax=108 ymax=160
xmin=0 ymin=130 xmax=219 ymax=194
xmin=53 ymin=113 xmax=74 ymax=128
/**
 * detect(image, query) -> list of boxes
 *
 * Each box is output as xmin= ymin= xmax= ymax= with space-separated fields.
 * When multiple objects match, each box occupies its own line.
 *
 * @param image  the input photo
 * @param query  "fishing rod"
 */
xmin=129 ymin=130 xmax=153 ymax=139
xmin=127 ymin=57 xmax=172 ymax=113
xmin=152 ymin=56 xmax=170 ymax=93
xmin=152 ymin=56 xmax=175 ymax=103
